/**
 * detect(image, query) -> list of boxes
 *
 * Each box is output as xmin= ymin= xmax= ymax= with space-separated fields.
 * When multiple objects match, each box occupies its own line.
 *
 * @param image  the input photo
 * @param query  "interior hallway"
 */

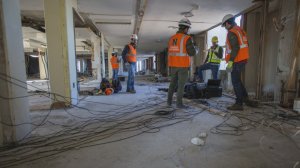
xmin=1 ymin=0 xmax=300 ymax=167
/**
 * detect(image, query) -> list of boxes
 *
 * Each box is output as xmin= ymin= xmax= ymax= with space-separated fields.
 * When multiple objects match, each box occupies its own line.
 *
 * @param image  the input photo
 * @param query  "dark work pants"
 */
xmin=198 ymin=63 xmax=220 ymax=81
xmin=167 ymin=67 xmax=189 ymax=106
xmin=231 ymin=62 xmax=248 ymax=105
xmin=127 ymin=62 xmax=136 ymax=91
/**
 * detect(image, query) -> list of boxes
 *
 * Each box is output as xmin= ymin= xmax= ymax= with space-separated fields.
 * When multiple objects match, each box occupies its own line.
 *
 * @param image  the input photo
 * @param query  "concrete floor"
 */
xmin=2 ymin=80 xmax=300 ymax=168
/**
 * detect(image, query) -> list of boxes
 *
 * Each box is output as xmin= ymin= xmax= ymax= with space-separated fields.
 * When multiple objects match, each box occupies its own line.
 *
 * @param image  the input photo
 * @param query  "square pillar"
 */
xmin=38 ymin=48 xmax=47 ymax=80
xmin=44 ymin=0 xmax=78 ymax=105
xmin=101 ymin=33 xmax=106 ymax=78
xmin=91 ymin=36 xmax=102 ymax=81
xmin=0 ymin=0 xmax=31 ymax=145
xmin=108 ymin=47 xmax=113 ymax=79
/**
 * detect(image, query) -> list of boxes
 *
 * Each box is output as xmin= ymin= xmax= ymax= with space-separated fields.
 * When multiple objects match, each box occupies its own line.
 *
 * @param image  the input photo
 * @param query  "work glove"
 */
xmin=125 ymin=62 xmax=130 ymax=67
xmin=226 ymin=61 xmax=233 ymax=73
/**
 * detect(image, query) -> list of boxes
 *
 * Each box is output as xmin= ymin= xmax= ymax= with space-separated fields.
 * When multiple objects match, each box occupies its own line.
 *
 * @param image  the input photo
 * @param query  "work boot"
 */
xmin=129 ymin=90 xmax=136 ymax=94
xmin=244 ymin=98 xmax=259 ymax=107
xmin=227 ymin=104 xmax=244 ymax=111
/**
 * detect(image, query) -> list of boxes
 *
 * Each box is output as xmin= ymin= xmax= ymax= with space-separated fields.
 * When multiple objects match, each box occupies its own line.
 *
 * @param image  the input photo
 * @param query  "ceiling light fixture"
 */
xmin=181 ymin=4 xmax=199 ymax=18
xmin=168 ymin=26 xmax=178 ymax=29
xmin=181 ymin=11 xmax=194 ymax=18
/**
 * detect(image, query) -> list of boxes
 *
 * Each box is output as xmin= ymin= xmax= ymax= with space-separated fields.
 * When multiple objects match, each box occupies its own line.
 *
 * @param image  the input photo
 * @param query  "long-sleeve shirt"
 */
xmin=204 ymin=45 xmax=223 ymax=63
xmin=122 ymin=44 xmax=136 ymax=63
xmin=227 ymin=25 xmax=240 ymax=62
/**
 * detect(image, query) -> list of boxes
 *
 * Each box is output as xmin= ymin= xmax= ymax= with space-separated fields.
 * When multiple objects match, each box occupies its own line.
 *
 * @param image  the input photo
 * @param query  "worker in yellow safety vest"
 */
xmin=197 ymin=36 xmax=223 ymax=82
xmin=167 ymin=18 xmax=198 ymax=108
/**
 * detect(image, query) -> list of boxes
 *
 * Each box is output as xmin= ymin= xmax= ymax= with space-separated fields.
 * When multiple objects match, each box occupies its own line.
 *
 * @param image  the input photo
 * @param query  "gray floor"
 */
xmin=2 ymin=80 xmax=300 ymax=168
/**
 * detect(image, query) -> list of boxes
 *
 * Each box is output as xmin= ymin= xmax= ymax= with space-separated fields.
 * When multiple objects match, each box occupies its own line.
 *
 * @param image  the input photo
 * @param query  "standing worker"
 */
xmin=197 ymin=36 xmax=223 ymax=82
xmin=110 ymin=52 xmax=119 ymax=80
xmin=222 ymin=14 xmax=251 ymax=110
xmin=122 ymin=34 xmax=138 ymax=94
xmin=167 ymin=18 xmax=197 ymax=108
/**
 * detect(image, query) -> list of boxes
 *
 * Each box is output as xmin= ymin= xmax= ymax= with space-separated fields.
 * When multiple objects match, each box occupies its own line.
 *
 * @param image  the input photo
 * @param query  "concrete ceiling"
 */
xmin=138 ymin=0 xmax=254 ymax=54
xmin=20 ymin=0 xmax=255 ymax=55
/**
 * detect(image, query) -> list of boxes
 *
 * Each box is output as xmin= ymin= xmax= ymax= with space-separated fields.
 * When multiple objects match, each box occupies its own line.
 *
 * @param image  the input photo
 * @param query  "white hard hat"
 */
xmin=178 ymin=18 xmax=191 ymax=28
xmin=221 ymin=14 xmax=234 ymax=26
xmin=131 ymin=34 xmax=138 ymax=40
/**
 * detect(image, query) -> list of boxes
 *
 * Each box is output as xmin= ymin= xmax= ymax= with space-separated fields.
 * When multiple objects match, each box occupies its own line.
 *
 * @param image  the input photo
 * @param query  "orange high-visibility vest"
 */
xmin=168 ymin=33 xmax=191 ymax=68
xmin=225 ymin=25 xmax=249 ymax=63
xmin=127 ymin=44 xmax=137 ymax=63
xmin=110 ymin=56 xmax=119 ymax=69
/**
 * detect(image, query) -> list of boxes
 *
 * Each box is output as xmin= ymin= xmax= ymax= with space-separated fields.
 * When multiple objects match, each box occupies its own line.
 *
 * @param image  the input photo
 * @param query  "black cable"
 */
xmin=0 ymin=73 xmax=299 ymax=168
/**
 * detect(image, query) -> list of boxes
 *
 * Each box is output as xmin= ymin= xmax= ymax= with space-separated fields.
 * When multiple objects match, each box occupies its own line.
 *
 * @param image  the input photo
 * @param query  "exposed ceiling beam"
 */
xmin=73 ymin=8 xmax=86 ymax=27
xmin=80 ymin=13 xmax=101 ymax=37
xmin=21 ymin=11 xmax=96 ymax=34
xmin=133 ymin=0 xmax=147 ymax=35
xmin=22 ymin=16 xmax=45 ymax=33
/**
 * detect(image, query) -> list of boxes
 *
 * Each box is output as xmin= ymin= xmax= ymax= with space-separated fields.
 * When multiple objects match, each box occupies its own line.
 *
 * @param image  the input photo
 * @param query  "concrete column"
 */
xmin=80 ymin=58 xmax=84 ymax=73
xmin=142 ymin=59 xmax=147 ymax=71
xmin=0 ymin=0 xmax=31 ymax=145
xmin=38 ymin=49 xmax=47 ymax=79
xmin=44 ymin=0 xmax=78 ymax=105
xmin=91 ymin=36 xmax=102 ymax=81
xmin=108 ymin=47 xmax=113 ymax=79
xmin=101 ymin=33 xmax=106 ymax=78
xmin=118 ymin=50 xmax=124 ymax=75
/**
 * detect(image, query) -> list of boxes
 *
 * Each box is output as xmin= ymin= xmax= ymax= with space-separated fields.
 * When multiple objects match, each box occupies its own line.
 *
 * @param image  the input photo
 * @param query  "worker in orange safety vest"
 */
xmin=110 ymin=52 xmax=119 ymax=80
xmin=167 ymin=18 xmax=198 ymax=108
xmin=222 ymin=14 xmax=257 ymax=110
xmin=122 ymin=34 xmax=138 ymax=93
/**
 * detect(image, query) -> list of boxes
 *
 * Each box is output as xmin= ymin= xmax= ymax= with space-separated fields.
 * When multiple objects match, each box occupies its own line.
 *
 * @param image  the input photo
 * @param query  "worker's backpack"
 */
xmin=112 ymin=79 xmax=122 ymax=93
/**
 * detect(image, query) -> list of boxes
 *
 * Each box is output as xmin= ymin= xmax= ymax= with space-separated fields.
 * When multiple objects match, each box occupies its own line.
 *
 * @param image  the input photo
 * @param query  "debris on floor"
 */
xmin=2 ymin=80 xmax=300 ymax=168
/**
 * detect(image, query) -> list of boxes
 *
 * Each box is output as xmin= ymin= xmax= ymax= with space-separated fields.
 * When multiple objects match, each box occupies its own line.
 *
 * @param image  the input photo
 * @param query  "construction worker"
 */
xmin=122 ymin=34 xmax=138 ymax=93
xmin=222 ymin=14 xmax=251 ymax=110
xmin=110 ymin=52 xmax=119 ymax=80
xmin=197 ymin=36 xmax=223 ymax=82
xmin=167 ymin=18 xmax=197 ymax=108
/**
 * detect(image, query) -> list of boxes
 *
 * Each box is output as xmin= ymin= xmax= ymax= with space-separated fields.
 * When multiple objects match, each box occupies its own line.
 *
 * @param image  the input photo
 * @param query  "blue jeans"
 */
xmin=231 ymin=62 xmax=248 ymax=105
xmin=127 ymin=62 xmax=136 ymax=91
xmin=198 ymin=63 xmax=220 ymax=81
xmin=113 ymin=69 xmax=119 ymax=80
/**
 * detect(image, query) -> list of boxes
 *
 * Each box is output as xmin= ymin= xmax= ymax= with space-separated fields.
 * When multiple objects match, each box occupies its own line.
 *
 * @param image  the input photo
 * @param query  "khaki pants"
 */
xmin=167 ymin=67 xmax=189 ymax=106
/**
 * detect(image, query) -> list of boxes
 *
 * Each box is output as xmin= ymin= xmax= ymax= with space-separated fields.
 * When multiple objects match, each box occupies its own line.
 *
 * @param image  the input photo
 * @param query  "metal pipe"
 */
xmin=133 ymin=0 xmax=147 ymax=35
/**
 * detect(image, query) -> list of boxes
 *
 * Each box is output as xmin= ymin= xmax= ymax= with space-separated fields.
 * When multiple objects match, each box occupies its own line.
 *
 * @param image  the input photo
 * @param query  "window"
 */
xmin=207 ymin=16 xmax=242 ymax=70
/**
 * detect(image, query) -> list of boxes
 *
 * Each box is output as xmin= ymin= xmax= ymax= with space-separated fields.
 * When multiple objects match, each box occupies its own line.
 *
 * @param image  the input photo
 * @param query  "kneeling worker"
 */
xmin=198 ymin=36 xmax=223 ymax=82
